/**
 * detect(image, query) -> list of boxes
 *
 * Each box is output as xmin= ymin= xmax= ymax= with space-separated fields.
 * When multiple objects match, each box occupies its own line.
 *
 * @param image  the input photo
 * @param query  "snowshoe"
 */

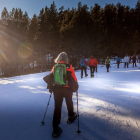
xmin=85 ymin=74 xmax=88 ymax=77
xmin=91 ymin=75 xmax=94 ymax=78
xmin=67 ymin=112 xmax=77 ymax=124
xmin=52 ymin=126 xmax=62 ymax=138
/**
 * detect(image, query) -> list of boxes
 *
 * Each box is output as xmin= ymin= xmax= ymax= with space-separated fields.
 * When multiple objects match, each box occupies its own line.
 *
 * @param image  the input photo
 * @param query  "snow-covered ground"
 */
xmin=0 ymin=62 xmax=140 ymax=140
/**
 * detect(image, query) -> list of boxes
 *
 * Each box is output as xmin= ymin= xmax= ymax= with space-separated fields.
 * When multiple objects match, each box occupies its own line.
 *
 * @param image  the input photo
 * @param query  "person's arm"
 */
xmin=89 ymin=59 xmax=91 ymax=66
xmin=69 ymin=65 xmax=77 ymax=82
xmin=96 ymin=59 xmax=99 ymax=65
xmin=51 ymin=66 xmax=54 ymax=73
xmin=85 ymin=60 xmax=88 ymax=66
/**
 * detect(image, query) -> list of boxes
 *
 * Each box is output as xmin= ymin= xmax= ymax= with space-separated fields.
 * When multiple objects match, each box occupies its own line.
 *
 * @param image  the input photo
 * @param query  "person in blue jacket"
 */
xmin=80 ymin=56 xmax=88 ymax=78
xmin=116 ymin=56 xmax=121 ymax=68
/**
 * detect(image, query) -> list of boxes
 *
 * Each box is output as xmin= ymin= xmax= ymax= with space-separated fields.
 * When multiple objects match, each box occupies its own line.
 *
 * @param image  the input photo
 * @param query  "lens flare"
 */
xmin=0 ymin=49 xmax=9 ymax=62
xmin=17 ymin=42 xmax=33 ymax=59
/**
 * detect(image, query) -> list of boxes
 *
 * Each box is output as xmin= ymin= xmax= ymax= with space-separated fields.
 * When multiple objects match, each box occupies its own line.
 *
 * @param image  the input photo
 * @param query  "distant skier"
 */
xmin=123 ymin=54 xmax=129 ymax=68
xmin=116 ymin=56 xmax=121 ymax=68
xmin=89 ymin=56 xmax=98 ymax=77
xmin=95 ymin=57 xmax=99 ymax=72
xmin=80 ymin=56 xmax=88 ymax=78
xmin=132 ymin=55 xmax=137 ymax=67
xmin=138 ymin=54 xmax=140 ymax=63
xmin=129 ymin=56 xmax=132 ymax=63
xmin=105 ymin=56 xmax=110 ymax=72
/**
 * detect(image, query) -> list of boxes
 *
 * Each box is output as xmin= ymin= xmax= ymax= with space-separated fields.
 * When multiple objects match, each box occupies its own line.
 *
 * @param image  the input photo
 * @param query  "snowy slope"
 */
xmin=0 ymin=63 xmax=140 ymax=140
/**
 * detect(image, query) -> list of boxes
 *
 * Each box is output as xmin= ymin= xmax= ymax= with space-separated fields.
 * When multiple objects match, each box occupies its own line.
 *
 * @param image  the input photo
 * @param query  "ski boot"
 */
xmin=52 ymin=126 xmax=62 ymax=138
xmin=67 ymin=112 xmax=77 ymax=124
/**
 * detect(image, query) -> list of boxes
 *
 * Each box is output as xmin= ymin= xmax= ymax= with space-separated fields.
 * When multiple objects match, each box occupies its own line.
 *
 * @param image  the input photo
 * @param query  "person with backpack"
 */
xmin=105 ymin=56 xmax=110 ymax=72
xmin=50 ymin=52 xmax=79 ymax=138
xmin=123 ymin=54 xmax=129 ymax=68
xmin=116 ymin=56 xmax=121 ymax=68
xmin=80 ymin=56 xmax=88 ymax=78
xmin=89 ymin=56 xmax=98 ymax=77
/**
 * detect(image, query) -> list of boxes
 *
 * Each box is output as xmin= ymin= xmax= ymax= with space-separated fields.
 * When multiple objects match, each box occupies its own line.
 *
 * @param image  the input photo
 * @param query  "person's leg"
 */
xmin=64 ymin=88 xmax=77 ymax=124
xmin=124 ymin=62 xmax=126 ymax=68
xmin=63 ymin=88 xmax=74 ymax=117
xmin=93 ymin=66 xmax=95 ymax=76
xmin=107 ymin=65 xmax=109 ymax=72
xmin=96 ymin=66 xmax=97 ymax=72
xmin=108 ymin=65 xmax=110 ymax=72
xmin=53 ymin=88 xmax=63 ymax=128
xmin=127 ymin=62 xmax=128 ymax=68
xmin=81 ymin=66 xmax=83 ymax=77
xmin=90 ymin=66 xmax=92 ymax=77
xmin=84 ymin=66 xmax=87 ymax=76
xmin=135 ymin=61 xmax=137 ymax=67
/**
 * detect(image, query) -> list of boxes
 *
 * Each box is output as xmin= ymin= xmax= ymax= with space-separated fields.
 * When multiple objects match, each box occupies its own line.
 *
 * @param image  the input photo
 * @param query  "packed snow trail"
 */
xmin=0 ymin=63 xmax=140 ymax=140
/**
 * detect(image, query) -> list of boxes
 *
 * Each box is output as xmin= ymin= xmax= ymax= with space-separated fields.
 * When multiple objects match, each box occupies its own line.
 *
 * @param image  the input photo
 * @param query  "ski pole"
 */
xmin=76 ymin=91 xmax=81 ymax=134
xmin=41 ymin=92 xmax=52 ymax=125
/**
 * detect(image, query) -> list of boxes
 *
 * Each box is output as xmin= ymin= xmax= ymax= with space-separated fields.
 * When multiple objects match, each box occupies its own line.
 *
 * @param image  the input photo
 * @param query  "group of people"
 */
xmin=80 ymin=56 xmax=98 ymax=78
xmin=44 ymin=52 xmax=139 ymax=138
xmin=105 ymin=54 xmax=139 ymax=72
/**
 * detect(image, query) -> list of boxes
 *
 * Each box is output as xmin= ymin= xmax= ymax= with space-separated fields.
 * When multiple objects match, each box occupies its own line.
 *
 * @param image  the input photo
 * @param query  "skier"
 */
xmin=132 ymin=55 xmax=137 ymax=67
xmin=80 ymin=56 xmax=88 ymax=78
xmin=105 ymin=56 xmax=110 ymax=72
xmin=50 ymin=52 xmax=79 ymax=138
xmin=123 ymin=54 xmax=129 ymax=68
xmin=138 ymin=54 xmax=140 ymax=63
xmin=116 ymin=56 xmax=121 ymax=68
xmin=95 ymin=57 xmax=99 ymax=72
xmin=89 ymin=56 xmax=98 ymax=77
xmin=129 ymin=56 xmax=132 ymax=63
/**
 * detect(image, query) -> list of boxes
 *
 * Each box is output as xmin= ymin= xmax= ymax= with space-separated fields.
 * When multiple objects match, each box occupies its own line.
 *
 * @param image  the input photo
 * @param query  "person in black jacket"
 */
xmin=44 ymin=52 xmax=79 ymax=138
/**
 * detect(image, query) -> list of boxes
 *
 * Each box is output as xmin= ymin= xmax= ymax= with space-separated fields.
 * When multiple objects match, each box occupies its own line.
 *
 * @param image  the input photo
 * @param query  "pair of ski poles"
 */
xmin=41 ymin=91 xmax=81 ymax=134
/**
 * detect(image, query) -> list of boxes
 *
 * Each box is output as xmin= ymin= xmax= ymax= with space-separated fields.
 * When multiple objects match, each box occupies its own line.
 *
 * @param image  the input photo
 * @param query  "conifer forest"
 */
xmin=0 ymin=1 xmax=140 ymax=77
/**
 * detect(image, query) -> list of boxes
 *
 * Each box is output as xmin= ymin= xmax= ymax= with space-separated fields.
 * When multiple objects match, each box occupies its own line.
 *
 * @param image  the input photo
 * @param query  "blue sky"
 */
xmin=0 ymin=0 xmax=139 ymax=18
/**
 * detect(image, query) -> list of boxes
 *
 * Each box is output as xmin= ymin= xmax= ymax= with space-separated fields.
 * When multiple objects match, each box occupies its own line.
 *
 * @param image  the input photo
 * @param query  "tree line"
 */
xmin=0 ymin=1 xmax=140 ymax=77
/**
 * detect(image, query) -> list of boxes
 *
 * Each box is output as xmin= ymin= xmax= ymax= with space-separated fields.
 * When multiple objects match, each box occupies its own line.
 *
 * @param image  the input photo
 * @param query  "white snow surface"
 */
xmin=0 ymin=62 xmax=140 ymax=140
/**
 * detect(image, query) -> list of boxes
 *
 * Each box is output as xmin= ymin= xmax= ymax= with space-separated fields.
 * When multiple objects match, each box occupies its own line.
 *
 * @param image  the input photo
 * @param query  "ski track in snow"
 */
xmin=0 ymin=63 xmax=140 ymax=140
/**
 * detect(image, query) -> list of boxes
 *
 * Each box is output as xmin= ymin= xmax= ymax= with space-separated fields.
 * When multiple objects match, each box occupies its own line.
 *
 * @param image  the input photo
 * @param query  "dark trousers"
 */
xmin=90 ymin=66 xmax=95 ymax=76
xmin=95 ymin=66 xmax=97 ymax=72
xmin=81 ymin=66 xmax=87 ymax=77
xmin=124 ymin=62 xmax=129 ymax=68
xmin=133 ymin=61 xmax=137 ymax=67
xmin=117 ymin=63 xmax=120 ymax=68
xmin=53 ymin=87 xmax=74 ymax=127
xmin=106 ymin=64 xmax=110 ymax=72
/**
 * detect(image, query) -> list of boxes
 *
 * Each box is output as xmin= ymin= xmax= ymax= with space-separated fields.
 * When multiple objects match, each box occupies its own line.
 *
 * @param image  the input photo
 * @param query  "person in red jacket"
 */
xmin=51 ymin=52 xmax=78 ymax=138
xmin=95 ymin=57 xmax=99 ymax=72
xmin=89 ymin=56 xmax=98 ymax=77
